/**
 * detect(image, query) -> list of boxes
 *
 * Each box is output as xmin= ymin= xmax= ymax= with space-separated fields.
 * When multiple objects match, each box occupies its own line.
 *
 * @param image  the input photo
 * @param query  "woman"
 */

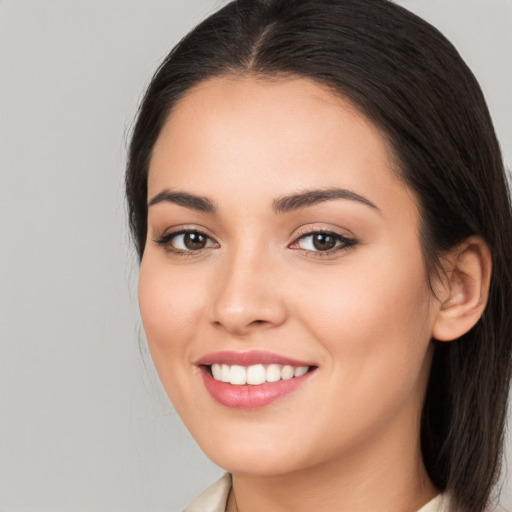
xmin=126 ymin=0 xmax=512 ymax=510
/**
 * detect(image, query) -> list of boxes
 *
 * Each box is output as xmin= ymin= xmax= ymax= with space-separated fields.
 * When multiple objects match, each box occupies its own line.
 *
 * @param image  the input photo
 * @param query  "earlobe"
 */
xmin=432 ymin=236 xmax=492 ymax=342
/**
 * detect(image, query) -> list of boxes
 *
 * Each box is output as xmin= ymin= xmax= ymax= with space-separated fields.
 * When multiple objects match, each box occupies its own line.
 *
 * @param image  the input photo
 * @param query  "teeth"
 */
xmin=247 ymin=364 xmax=266 ymax=385
xmin=266 ymin=364 xmax=281 ymax=382
xmin=221 ymin=364 xmax=230 ymax=383
xmin=294 ymin=366 xmax=308 ymax=377
xmin=210 ymin=363 xmax=310 ymax=385
xmin=230 ymin=365 xmax=247 ymax=385
xmin=211 ymin=363 xmax=222 ymax=381
xmin=281 ymin=365 xmax=294 ymax=380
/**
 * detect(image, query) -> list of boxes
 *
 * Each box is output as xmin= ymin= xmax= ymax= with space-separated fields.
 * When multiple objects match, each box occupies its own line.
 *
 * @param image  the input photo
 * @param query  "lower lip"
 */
xmin=200 ymin=367 xmax=315 ymax=409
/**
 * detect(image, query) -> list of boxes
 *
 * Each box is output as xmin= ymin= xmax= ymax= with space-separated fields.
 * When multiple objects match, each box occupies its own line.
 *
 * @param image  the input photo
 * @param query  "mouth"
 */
xmin=196 ymin=351 xmax=317 ymax=409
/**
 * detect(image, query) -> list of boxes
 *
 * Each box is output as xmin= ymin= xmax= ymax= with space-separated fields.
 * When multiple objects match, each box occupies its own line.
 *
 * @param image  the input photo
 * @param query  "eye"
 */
xmin=291 ymin=231 xmax=356 ymax=253
xmin=154 ymin=230 xmax=218 ymax=253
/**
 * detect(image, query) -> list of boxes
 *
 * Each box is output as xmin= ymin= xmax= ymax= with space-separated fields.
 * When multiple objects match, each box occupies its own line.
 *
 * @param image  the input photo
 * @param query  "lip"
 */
xmin=195 ymin=350 xmax=315 ymax=367
xmin=196 ymin=350 xmax=317 ymax=409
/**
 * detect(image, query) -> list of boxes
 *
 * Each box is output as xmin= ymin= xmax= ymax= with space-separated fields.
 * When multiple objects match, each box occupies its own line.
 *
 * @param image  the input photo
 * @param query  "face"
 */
xmin=139 ymin=76 xmax=439 ymax=477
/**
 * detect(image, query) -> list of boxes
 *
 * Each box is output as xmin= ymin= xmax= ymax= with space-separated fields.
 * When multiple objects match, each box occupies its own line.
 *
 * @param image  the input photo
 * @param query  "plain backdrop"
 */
xmin=0 ymin=1 xmax=510 ymax=510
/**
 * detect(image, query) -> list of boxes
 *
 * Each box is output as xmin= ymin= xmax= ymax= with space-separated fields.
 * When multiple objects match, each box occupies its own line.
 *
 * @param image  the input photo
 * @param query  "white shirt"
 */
xmin=183 ymin=473 xmax=453 ymax=512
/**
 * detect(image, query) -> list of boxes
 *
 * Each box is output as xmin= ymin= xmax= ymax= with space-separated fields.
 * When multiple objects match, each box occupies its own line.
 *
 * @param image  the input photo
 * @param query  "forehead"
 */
xmin=148 ymin=75 xmax=414 ymax=220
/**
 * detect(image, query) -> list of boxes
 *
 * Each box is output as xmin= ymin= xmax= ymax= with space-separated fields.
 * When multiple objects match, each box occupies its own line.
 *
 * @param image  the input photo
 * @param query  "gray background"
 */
xmin=0 ymin=0 xmax=510 ymax=510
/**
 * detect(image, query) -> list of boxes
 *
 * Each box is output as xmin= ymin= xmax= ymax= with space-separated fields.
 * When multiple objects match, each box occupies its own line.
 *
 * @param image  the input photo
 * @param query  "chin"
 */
xmin=208 ymin=449 xmax=306 ymax=477
xmin=189 ymin=424 xmax=306 ymax=475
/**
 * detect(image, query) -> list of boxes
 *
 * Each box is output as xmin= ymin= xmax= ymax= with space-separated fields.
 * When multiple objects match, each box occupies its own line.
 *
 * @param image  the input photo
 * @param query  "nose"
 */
xmin=209 ymin=248 xmax=287 ymax=336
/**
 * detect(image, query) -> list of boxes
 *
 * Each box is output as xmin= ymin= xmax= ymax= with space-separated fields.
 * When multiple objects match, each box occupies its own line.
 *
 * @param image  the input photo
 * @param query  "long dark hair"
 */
xmin=125 ymin=1 xmax=512 ymax=510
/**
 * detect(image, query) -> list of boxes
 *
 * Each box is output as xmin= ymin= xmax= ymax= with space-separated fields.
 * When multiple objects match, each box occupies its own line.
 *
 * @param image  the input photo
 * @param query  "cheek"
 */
xmin=138 ymin=255 xmax=206 ymax=367
xmin=286 ymin=252 xmax=435 ymax=457
xmin=296 ymin=245 xmax=434 ymax=399
xmin=137 ymin=255 xmax=215 ymax=418
xmin=305 ymin=241 xmax=432 ymax=342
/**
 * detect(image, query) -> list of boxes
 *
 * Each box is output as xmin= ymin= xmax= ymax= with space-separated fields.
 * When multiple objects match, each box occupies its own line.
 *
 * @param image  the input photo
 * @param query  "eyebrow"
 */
xmin=148 ymin=189 xmax=216 ymax=213
xmin=272 ymin=188 xmax=379 ymax=213
xmin=147 ymin=187 xmax=379 ymax=215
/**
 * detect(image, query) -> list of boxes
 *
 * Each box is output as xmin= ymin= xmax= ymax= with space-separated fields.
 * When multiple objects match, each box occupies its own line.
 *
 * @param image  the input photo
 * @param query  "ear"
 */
xmin=432 ymin=236 xmax=492 ymax=342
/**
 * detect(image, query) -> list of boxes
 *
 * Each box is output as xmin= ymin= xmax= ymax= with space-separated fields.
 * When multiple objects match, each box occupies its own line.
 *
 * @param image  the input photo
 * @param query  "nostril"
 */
xmin=249 ymin=319 xmax=268 ymax=327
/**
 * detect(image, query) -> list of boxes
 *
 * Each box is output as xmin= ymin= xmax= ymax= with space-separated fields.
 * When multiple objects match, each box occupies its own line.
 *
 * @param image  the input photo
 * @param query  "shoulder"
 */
xmin=182 ymin=473 xmax=232 ymax=512
xmin=418 ymin=493 xmax=510 ymax=512
xmin=416 ymin=493 xmax=451 ymax=512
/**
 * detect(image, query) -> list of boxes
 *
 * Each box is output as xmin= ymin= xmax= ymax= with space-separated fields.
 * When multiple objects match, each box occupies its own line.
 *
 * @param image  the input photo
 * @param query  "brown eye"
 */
xmin=312 ymin=233 xmax=337 ymax=251
xmin=183 ymin=232 xmax=207 ymax=250
xmin=154 ymin=230 xmax=217 ymax=252
xmin=292 ymin=231 xmax=356 ymax=254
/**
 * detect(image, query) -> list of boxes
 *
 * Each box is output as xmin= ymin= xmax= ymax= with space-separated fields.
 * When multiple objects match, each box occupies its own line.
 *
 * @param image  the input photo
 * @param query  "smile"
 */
xmin=210 ymin=363 xmax=310 ymax=385
xmin=196 ymin=351 xmax=317 ymax=409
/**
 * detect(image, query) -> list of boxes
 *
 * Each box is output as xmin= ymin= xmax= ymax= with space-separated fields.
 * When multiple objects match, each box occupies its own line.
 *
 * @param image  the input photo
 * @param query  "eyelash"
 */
xmin=153 ymin=229 xmax=218 ymax=255
xmin=292 ymin=228 xmax=357 ymax=256
xmin=153 ymin=228 xmax=357 ymax=257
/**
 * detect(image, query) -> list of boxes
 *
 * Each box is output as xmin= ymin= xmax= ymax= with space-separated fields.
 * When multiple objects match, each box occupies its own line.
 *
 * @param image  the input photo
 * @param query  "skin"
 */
xmin=139 ymin=75 xmax=445 ymax=511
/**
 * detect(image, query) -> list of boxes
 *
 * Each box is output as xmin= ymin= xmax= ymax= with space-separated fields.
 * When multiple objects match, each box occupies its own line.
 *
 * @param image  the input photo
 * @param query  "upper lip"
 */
xmin=195 ymin=350 xmax=315 ymax=367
